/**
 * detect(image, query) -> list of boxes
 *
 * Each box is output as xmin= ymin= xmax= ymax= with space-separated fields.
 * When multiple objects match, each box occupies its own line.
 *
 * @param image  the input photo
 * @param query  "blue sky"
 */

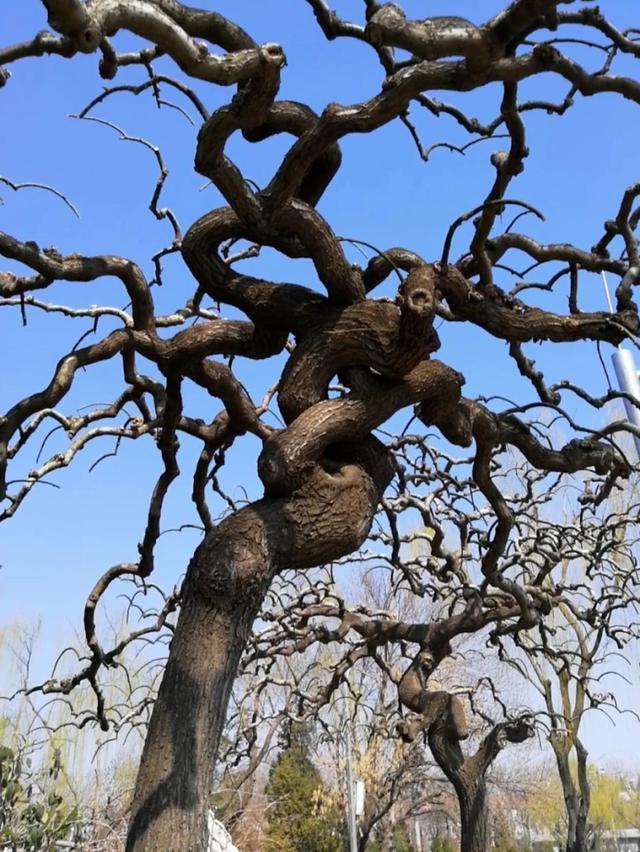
xmin=1 ymin=2 xmax=639 ymax=769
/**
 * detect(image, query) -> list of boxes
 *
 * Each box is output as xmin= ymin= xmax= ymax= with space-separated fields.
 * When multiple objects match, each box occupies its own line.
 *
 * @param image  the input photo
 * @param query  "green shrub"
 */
xmin=0 ymin=739 xmax=79 ymax=849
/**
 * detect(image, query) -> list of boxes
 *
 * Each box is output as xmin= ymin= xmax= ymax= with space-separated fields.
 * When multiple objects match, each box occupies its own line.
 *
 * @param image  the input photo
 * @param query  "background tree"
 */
xmin=250 ymin=574 xmax=536 ymax=851
xmin=240 ymin=443 xmax=640 ymax=851
xmin=264 ymin=721 xmax=344 ymax=852
xmin=588 ymin=769 xmax=640 ymax=843
xmin=0 ymin=622 xmax=142 ymax=850
xmin=431 ymin=838 xmax=456 ymax=852
xmin=2 ymin=2 xmax=640 ymax=851
xmin=525 ymin=764 xmax=640 ymax=846
xmin=506 ymin=486 xmax=640 ymax=852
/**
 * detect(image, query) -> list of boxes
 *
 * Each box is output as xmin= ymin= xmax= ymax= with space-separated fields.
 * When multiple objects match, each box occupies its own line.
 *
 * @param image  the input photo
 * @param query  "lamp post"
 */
xmin=611 ymin=346 xmax=640 ymax=457
xmin=602 ymin=272 xmax=640 ymax=458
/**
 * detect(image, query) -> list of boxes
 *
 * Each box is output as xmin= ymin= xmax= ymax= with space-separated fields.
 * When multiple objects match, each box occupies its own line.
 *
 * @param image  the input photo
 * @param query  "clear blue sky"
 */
xmin=1 ymin=2 xmax=639 ymax=769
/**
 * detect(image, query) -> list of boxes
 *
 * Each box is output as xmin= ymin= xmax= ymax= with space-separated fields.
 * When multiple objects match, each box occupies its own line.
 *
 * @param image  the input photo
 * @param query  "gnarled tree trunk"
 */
xmin=426 ymin=700 xmax=534 ymax=852
xmin=553 ymin=736 xmax=591 ymax=852
xmin=126 ymin=596 xmax=254 ymax=850
xmin=428 ymin=715 xmax=492 ymax=852
xmin=456 ymin=775 xmax=489 ymax=852
xmin=126 ymin=446 xmax=394 ymax=851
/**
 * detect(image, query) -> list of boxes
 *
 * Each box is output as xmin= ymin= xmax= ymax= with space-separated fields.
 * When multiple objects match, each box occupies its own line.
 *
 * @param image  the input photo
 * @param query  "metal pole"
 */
xmin=611 ymin=346 xmax=640 ymax=456
xmin=415 ymin=817 xmax=423 ymax=851
xmin=601 ymin=272 xmax=640 ymax=458
xmin=345 ymin=721 xmax=358 ymax=852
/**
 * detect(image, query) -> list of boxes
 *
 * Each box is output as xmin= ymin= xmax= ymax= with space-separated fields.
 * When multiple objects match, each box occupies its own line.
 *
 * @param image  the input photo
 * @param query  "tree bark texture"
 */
xmin=427 ymin=710 xmax=534 ymax=852
xmin=428 ymin=720 xmax=492 ymax=852
xmin=126 ymin=446 xmax=394 ymax=851
xmin=457 ymin=776 xmax=489 ymax=852
xmin=553 ymin=738 xmax=591 ymax=852
xmin=126 ymin=596 xmax=252 ymax=851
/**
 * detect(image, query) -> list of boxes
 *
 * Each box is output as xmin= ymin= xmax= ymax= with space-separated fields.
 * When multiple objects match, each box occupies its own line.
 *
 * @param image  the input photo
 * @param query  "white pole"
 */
xmin=600 ymin=271 xmax=615 ymax=313
xmin=415 ymin=817 xmax=423 ymax=851
xmin=345 ymin=722 xmax=358 ymax=852
xmin=601 ymin=272 xmax=640 ymax=457
xmin=611 ymin=347 xmax=640 ymax=456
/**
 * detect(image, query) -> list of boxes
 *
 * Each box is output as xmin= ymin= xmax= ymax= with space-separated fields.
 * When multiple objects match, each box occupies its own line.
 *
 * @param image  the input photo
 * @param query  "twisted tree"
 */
xmin=2 ymin=1 xmax=640 ymax=850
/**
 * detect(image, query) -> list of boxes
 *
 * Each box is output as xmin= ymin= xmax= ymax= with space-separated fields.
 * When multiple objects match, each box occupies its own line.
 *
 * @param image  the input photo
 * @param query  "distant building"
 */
xmin=595 ymin=828 xmax=640 ymax=852
xmin=532 ymin=828 xmax=640 ymax=852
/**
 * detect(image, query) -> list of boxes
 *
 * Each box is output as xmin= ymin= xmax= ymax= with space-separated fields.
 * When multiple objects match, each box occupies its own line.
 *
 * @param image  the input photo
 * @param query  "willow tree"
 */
xmin=1 ymin=2 xmax=639 ymax=850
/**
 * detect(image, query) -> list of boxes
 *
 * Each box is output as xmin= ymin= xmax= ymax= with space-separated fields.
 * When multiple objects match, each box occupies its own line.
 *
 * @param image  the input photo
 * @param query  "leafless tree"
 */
xmin=522 ymin=613 xmax=596 ymax=852
xmin=246 ymin=565 xmax=536 ymax=851
xmin=2 ymin=2 xmax=640 ymax=850
xmin=505 ymin=488 xmax=640 ymax=852
xmin=238 ymin=568 xmax=454 ymax=851
xmin=236 ymin=444 xmax=640 ymax=851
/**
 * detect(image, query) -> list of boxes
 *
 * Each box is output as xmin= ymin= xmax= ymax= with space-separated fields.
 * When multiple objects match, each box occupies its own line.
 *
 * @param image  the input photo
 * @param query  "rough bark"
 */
xmin=552 ymin=737 xmax=591 ymax=852
xmin=427 ymin=718 xmax=486 ymax=852
xmin=126 ymin=444 xmax=394 ymax=850
xmin=425 ymin=705 xmax=534 ymax=852
xmin=126 ymin=596 xmax=253 ymax=851
xmin=457 ymin=776 xmax=489 ymax=852
xmin=428 ymin=738 xmax=491 ymax=851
